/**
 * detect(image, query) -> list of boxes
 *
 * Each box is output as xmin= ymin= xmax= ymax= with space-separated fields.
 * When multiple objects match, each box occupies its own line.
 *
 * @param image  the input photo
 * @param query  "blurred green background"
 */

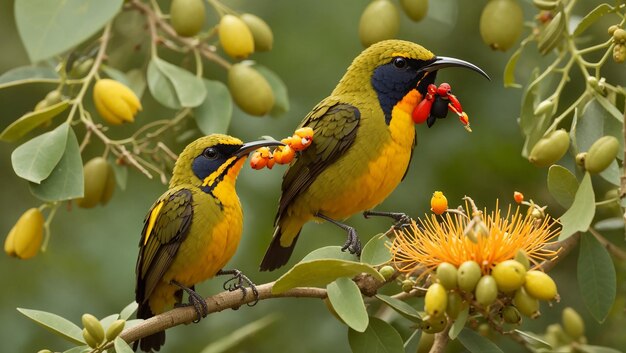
xmin=1 ymin=0 xmax=625 ymax=352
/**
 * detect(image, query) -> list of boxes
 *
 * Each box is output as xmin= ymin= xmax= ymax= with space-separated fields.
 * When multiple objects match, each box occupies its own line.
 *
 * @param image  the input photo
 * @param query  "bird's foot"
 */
xmin=217 ymin=269 xmax=260 ymax=307
xmin=170 ymin=281 xmax=208 ymax=323
xmin=315 ymin=212 xmax=362 ymax=256
xmin=363 ymin=210 xmax=414 ymax=230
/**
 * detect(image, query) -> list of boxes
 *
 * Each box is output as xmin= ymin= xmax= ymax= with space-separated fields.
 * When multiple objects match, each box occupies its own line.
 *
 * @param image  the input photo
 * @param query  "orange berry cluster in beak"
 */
xmin=412 ymin=82 xmax=471 ymax=132
xmin=250 ymin=127 xmax=314 ymax=170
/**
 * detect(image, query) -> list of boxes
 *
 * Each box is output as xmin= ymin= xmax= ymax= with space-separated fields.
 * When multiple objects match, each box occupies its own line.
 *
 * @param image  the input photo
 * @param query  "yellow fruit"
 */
xmin=4 ymin=208 xmax=44 ymax=260
xmin=585 ymin=135 xmax=620 ymax=173
xmin=524 ymin=270 xmax=557 ymax=300
xmin=457 ymin=260 xmax=481 ymax=292
xmin=82 ymin=313 xmax=104 ymax=344
xmin=219 ymin=14 xmax=255 ymax=59
xmin=562 ymin=307 xmax=585 ymax=340
xmin=424 ymin=283 xmax=447 ymax=317
xmin=76 ymin=157 xmax=115 ymax=208
xmin=105 ymin=319 xmax=126 ymax=341
xmin=435 ymin=262 xmax=457 ymax=289
xmin=82 ymin=328 xmax=99 ymax=348
xmin=528 ymin=129 xmax=570 ymax=167
xmin=513 ymin=287 xmax=540 ymax=318
xmin=400 ymin=0 xmax=428 ymax=22
xmin=93 ymin=79 xmax=142 ymax=125
xmin=480 ymin=0 xmax=524 ymax=51
xmin=228 ymin=63 xmax=275 ymax=116
xmin=170 ymin=0 xmax=205 ymax=37
xmin=492 ymin=260 xmax=526 ymax=293
xmin=359 ymin=0 xmax=400 ymax=47
xmin=241 ymin=13 xmax=273 ymax=52
xmin=608 ymin=25 xmax=619 ymax=36
xmin=475 ymin=275 xmax=498 ymax=306
xmin=420 ymin=315 xmax=447 ymax=333
xmin=613 ymin=28 xmax=626 ymax=43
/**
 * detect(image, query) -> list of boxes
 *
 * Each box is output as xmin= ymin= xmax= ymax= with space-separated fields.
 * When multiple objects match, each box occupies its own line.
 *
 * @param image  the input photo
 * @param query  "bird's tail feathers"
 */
xmin=133 ymin=302 xmax=165 ymax=352
xmin=259 ymin=225 xmax=300 ymax=271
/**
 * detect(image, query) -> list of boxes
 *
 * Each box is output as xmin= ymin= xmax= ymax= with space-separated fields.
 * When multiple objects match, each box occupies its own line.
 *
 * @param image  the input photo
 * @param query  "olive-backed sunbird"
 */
xmin=134 ymin=134 xmax=281 ymax=352
xmin=260 ymin=40 xmax=489 ymax=271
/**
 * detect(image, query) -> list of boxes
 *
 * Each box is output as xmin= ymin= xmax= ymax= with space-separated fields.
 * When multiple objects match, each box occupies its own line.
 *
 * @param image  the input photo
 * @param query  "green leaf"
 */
xmin=599 ymin=160 xmax=620 ymax=186
xmin=348 ymin=317 xmax=404 ymax=353
xmin=594 ymin=217 xmax=624 ymax=231
xmin=457 ymin=328 xmax=503 ymax=353
xmin=514 ymin=330 xmax=552 ymax=349
xmin=114 ymin=337 xmax=135 ymax=353
xmin=594 ymin=94 xmax=624 ymax=122
xmin=579 ymin=344 xmax=624 ymax=353
xmin=0 ymin=65 xmax=59 ymax=88
xmin=360 ymin=233 xmax=391 ymax=266
xmin=0 ymin=101 xmax=69 ymax=142
xmin=11 ymin=121 xmax=69 ymax=183
xmin=327 ymin=277 xmax=369 ymax=332
xmin=578 ymin=234 xmax=616 ymax=323
xmin=272 ymin=259 xmax=384 ymax=294
xmin=449 ymin=306 xmax=469 ymax=340
xmin=403 ymin=330 xmax=421 ymax=351
xmin=254 ymin=65 xmax=289 ymax=116
xmin=100 ymin=314 xmax=119 ymax=333
xmin=15 ymin=0 xmax=123 ymax=62
xmin=518 ymin=69 xmax=539 ymax=137
xmin=547 ymin=165 xmax=579 ymax=208
xmin=199 ymin=315 xmax=278 ymax=353
xmin=147 ymin=57 xmax=206 ymax=109
xmin=577 ymin=99 xmax=624 ymax=158
xmin=375 ymin=294 xmax=422 ymax=323
xmin=503 ymin=45 xmax=524 ymax=88
xmin=301 ymin=246 xmax=359 ymax=262
xmin=120 ymin=301 xmax=138 ymax=320
xmin=573 ymin=4 xmax=613 ymax=37
xmin=559 ymin=172 xmax=595 ymax=240
xmin=29 ymin=127 xmax=84 ymax=201
xmin=194 ymin=79 xmax=233 ymax=135
xmin=17 ymin=308 xmax=84 ymax=345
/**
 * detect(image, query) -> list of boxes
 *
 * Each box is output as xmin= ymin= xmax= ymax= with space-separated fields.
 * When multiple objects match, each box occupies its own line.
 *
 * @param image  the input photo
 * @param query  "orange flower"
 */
xmin=390 ymin=201 xmax=559 ymax=277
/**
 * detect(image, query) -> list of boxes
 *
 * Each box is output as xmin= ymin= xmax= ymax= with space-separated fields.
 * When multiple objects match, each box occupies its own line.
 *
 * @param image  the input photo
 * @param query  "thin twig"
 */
xmin=428 ymin=324 xmax=451 ymax=353
xmin=539 ymin=232 xmax=581 ymax=272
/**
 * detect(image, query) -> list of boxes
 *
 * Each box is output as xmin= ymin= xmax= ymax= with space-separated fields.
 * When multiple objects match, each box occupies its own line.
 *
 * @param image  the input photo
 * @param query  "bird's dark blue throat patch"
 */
xmin=192 ymin=143 xmax=241 ymax=193
xmin=371 ymin=57 xmax=435 ymax=125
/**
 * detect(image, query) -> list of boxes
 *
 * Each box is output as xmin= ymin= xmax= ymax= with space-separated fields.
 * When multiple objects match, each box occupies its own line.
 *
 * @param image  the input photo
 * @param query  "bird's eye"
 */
xmin=393 ymin=57 xmax=407 ymax=69
xmin=203 ymin=147 xmax=219 ymax=160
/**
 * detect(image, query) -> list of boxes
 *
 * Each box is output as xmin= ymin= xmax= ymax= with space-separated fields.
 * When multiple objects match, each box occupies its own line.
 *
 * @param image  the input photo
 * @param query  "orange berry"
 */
xmin=256 ymin=146 xmax=271 ymax=158
xmin=514 ymin=191 xmax=524 ymax=204
xmin=274 ymin=145 xmax=295 ymax=164
xmin=266 ymin=155 xmax=275 ymax=169
xmin=250 ymin=151 xmax=267 ymax=169
xmin=294 ymin=127 xmax=314 ymax=140
xmin=430 ymin=191 xmax=448 ymax=215
xmin=289 ymin=136 xmax=307 ymax=151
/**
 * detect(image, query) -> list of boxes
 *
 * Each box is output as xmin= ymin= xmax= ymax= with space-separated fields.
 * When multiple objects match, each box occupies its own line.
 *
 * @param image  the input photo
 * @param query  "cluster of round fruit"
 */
xmin=609 ymin=25 xmax=626 ymax=63
xmin=359 ymin=0 xmax=428 ymax=47
xmin=250 ymin=127 xmax=314 ymax=170
xmin=408 ymin=255 xmax=558 ymax=333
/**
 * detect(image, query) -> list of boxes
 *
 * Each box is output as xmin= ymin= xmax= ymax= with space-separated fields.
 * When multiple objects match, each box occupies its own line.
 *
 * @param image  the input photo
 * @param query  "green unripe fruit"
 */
xmin=492 ymin=260 xmax=526 ymax=293
xmin=608 ymin=25 xmax=619 ymax=36
xmin=475 ymin=275 xmax=498 ymax=306
xmin=513 ymin=287 xmax=540 ymax=318
xmin=514 ymin=249 xmax=530 ymax=270
xmin=359 ymin=0 xmax=400 ymax=47
xmin=105 ymin=319 xmax=126 ymax=341
xmin=436 ymin=262 xmax=458 ymax=289
xmin=400 ymin=0 xmax=428 ymax=22
xmin=45 ymin=90 xmax=62 ymax=105
xmin=401 ymin=279 xmax=415 ymax=293
xmin=240 ymin=14 xmax=273 ymax=52
xmin=502 ymin=305 xmax=521 ymax=324
xmin=478 ymin=323 xmax=490 ymax=337
xmin=37 ymin=350 xmax=52 ymax=353
xmin=170 ymin=0 xmax=205 ymax=37
xmin=524 ymin=270 xmax=557 ymax=300
xmin=613 ymin=44 xmax=626 ymax=63
xmin=424 ymin=283 xmax=447 ymax=318
xmin=457 ymin=260 xmax=481 ymax=292
xmin=479 ymin=0 xmax=523 ymax=51
xmin=562 ymin=307 xmax=585 ymax=340
xmin=82 ymin=313 xmax=104 ymax=344
xmin=585 ymin=136 xmax=620 ymax=173
xmin=378 ymin=265 xmax=395 ymax=280
xmin=613 ymin=28 xmax=626 ymax=43
xmin=446 ymin=291 xmax=466 ymax=319
xmin=545 ymin=323 xmax=570 ymax=347
xmin=420 ymin=315 xmax=447 ymax=333
xmin=529 ymin=129 xmax=570 ymax=167
xmin=219 ymin=14 xmax=255 ymax=59
xmin=416 ymin=332 xmax=435 ymax=353
xmin=228 ymin=63 xmax=275 ymax=116
xmin=533 ymin=99 xmax=554 ymax=116
xmin=76 ymin=157 xmax=115 ymax=208
xmin=34 ymin=100 xmax=48 ymax=111
xmin=82 ymin=328 xmax=99 ymax=348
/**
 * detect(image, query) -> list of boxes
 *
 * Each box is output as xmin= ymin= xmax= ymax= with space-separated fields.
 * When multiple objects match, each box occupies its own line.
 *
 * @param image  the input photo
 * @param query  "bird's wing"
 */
xmin=277 ymin=100 xmax=360 ymax=219
xmin=135 ymin=187 xmax=194 ymax=304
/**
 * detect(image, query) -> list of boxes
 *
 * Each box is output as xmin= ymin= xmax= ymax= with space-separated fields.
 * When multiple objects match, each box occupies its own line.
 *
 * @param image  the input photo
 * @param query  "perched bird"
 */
xmin=134 ymin=134 xmax=281 ymax=352
xmin=260 ymin=39 xmax=488 ymax=271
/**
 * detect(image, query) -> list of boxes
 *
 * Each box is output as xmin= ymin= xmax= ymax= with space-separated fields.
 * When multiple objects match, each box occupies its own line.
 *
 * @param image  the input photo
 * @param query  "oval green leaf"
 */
xmin=348 ymin=317 xmax=404 ymax=353
xmin=120 ymin=301 xmax=138 ymax=320
xmin=449 ymin=306 xmax=469 ymax=340
xmin=194 ymin=79 xmax=232 ymax=135
xmin=11 ymin=121 xmax=69 ymax=183
xmin=578 ymin=345 xmax=623 ymax=353
xmin=15 ymin=0 xmax=123 ymax=62
xmin=254 ymin=65 xmax=289 ymax=117
xmin=547 ymin=165 xmax=579 ymax=209
xmin=147 ymin=57 xmax=206 ymax=109
xmin=457 ymin=328 xmax=503 ymax=353
xmin=375 ymin=294 xmax=422 ymax=323
xmin=0 ymin=65 xmax=59 ymax=88
xmin=559 ymin=172 xmax=595 ymax=240
xmin=503 ymin=45 xmax=524 ymax=88
xmin=17 ymin=308 xmax=84 ymax=345
xmin=272 ymin=259 xmax=384 ymax=294
xmin=0 ymin=100 xmax=69 ymax=142
xmin=360 ymin=233 xmax=391 ymax=266
xmin=578 ymin=234 xmax=616 ymax=323
xmin=100 ymin=313 xmax=119 ymax=333
xmin=114 ymin=337 xmax=135 ymax=353
xmin=327 ymin=277 xmax=369 ymax=332
xmin=573 ymin=4 xmax=612 ymax=37
xmin=514 ymin=329 xmax=552 ymax=349
xmin=301 ymin=246 xmax=359 ymax=262
xmin=29 ymin=126 xmax=84 ymax=201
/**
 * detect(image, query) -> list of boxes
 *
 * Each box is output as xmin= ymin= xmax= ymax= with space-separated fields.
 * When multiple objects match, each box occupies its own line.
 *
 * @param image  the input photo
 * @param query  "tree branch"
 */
xmin=428 ymin=324 xmax=451 ymax=353
xmin=539 ymin=232 xmax=581 ymax=272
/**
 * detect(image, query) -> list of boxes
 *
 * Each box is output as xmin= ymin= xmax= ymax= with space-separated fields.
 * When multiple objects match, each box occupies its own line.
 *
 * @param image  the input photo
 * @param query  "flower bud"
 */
xmin=502 ymin=305 xmax=522 ymax=324
xmin=430 ymin=191 xmax=448 ymax=215
xmin=93 ymin=79 xmax=142 ymax=125
xmin=82 ymin=313 xmax=104 ymax=345
xmin=401 ymin=279 xmax=415 ymax=293
xmin=4 ymin=208 xmax=44 ymax=260
xmin=105 ymin=319 xmax=126 ymax=341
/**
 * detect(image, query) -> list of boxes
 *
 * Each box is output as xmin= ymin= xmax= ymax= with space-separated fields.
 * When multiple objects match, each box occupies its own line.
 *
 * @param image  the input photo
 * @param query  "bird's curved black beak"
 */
xmin=419 ymin=56 xmax=490 ymax=80
xmin=236 ymin=140 xmax=284 ymax=158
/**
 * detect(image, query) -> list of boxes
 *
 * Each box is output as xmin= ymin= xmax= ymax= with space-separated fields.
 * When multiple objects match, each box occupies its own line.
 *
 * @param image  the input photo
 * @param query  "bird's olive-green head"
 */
xmin=170 ymin=134 xmax=281 ymax=192
xmin=334 ymin=39 xmax=489 ymax=124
